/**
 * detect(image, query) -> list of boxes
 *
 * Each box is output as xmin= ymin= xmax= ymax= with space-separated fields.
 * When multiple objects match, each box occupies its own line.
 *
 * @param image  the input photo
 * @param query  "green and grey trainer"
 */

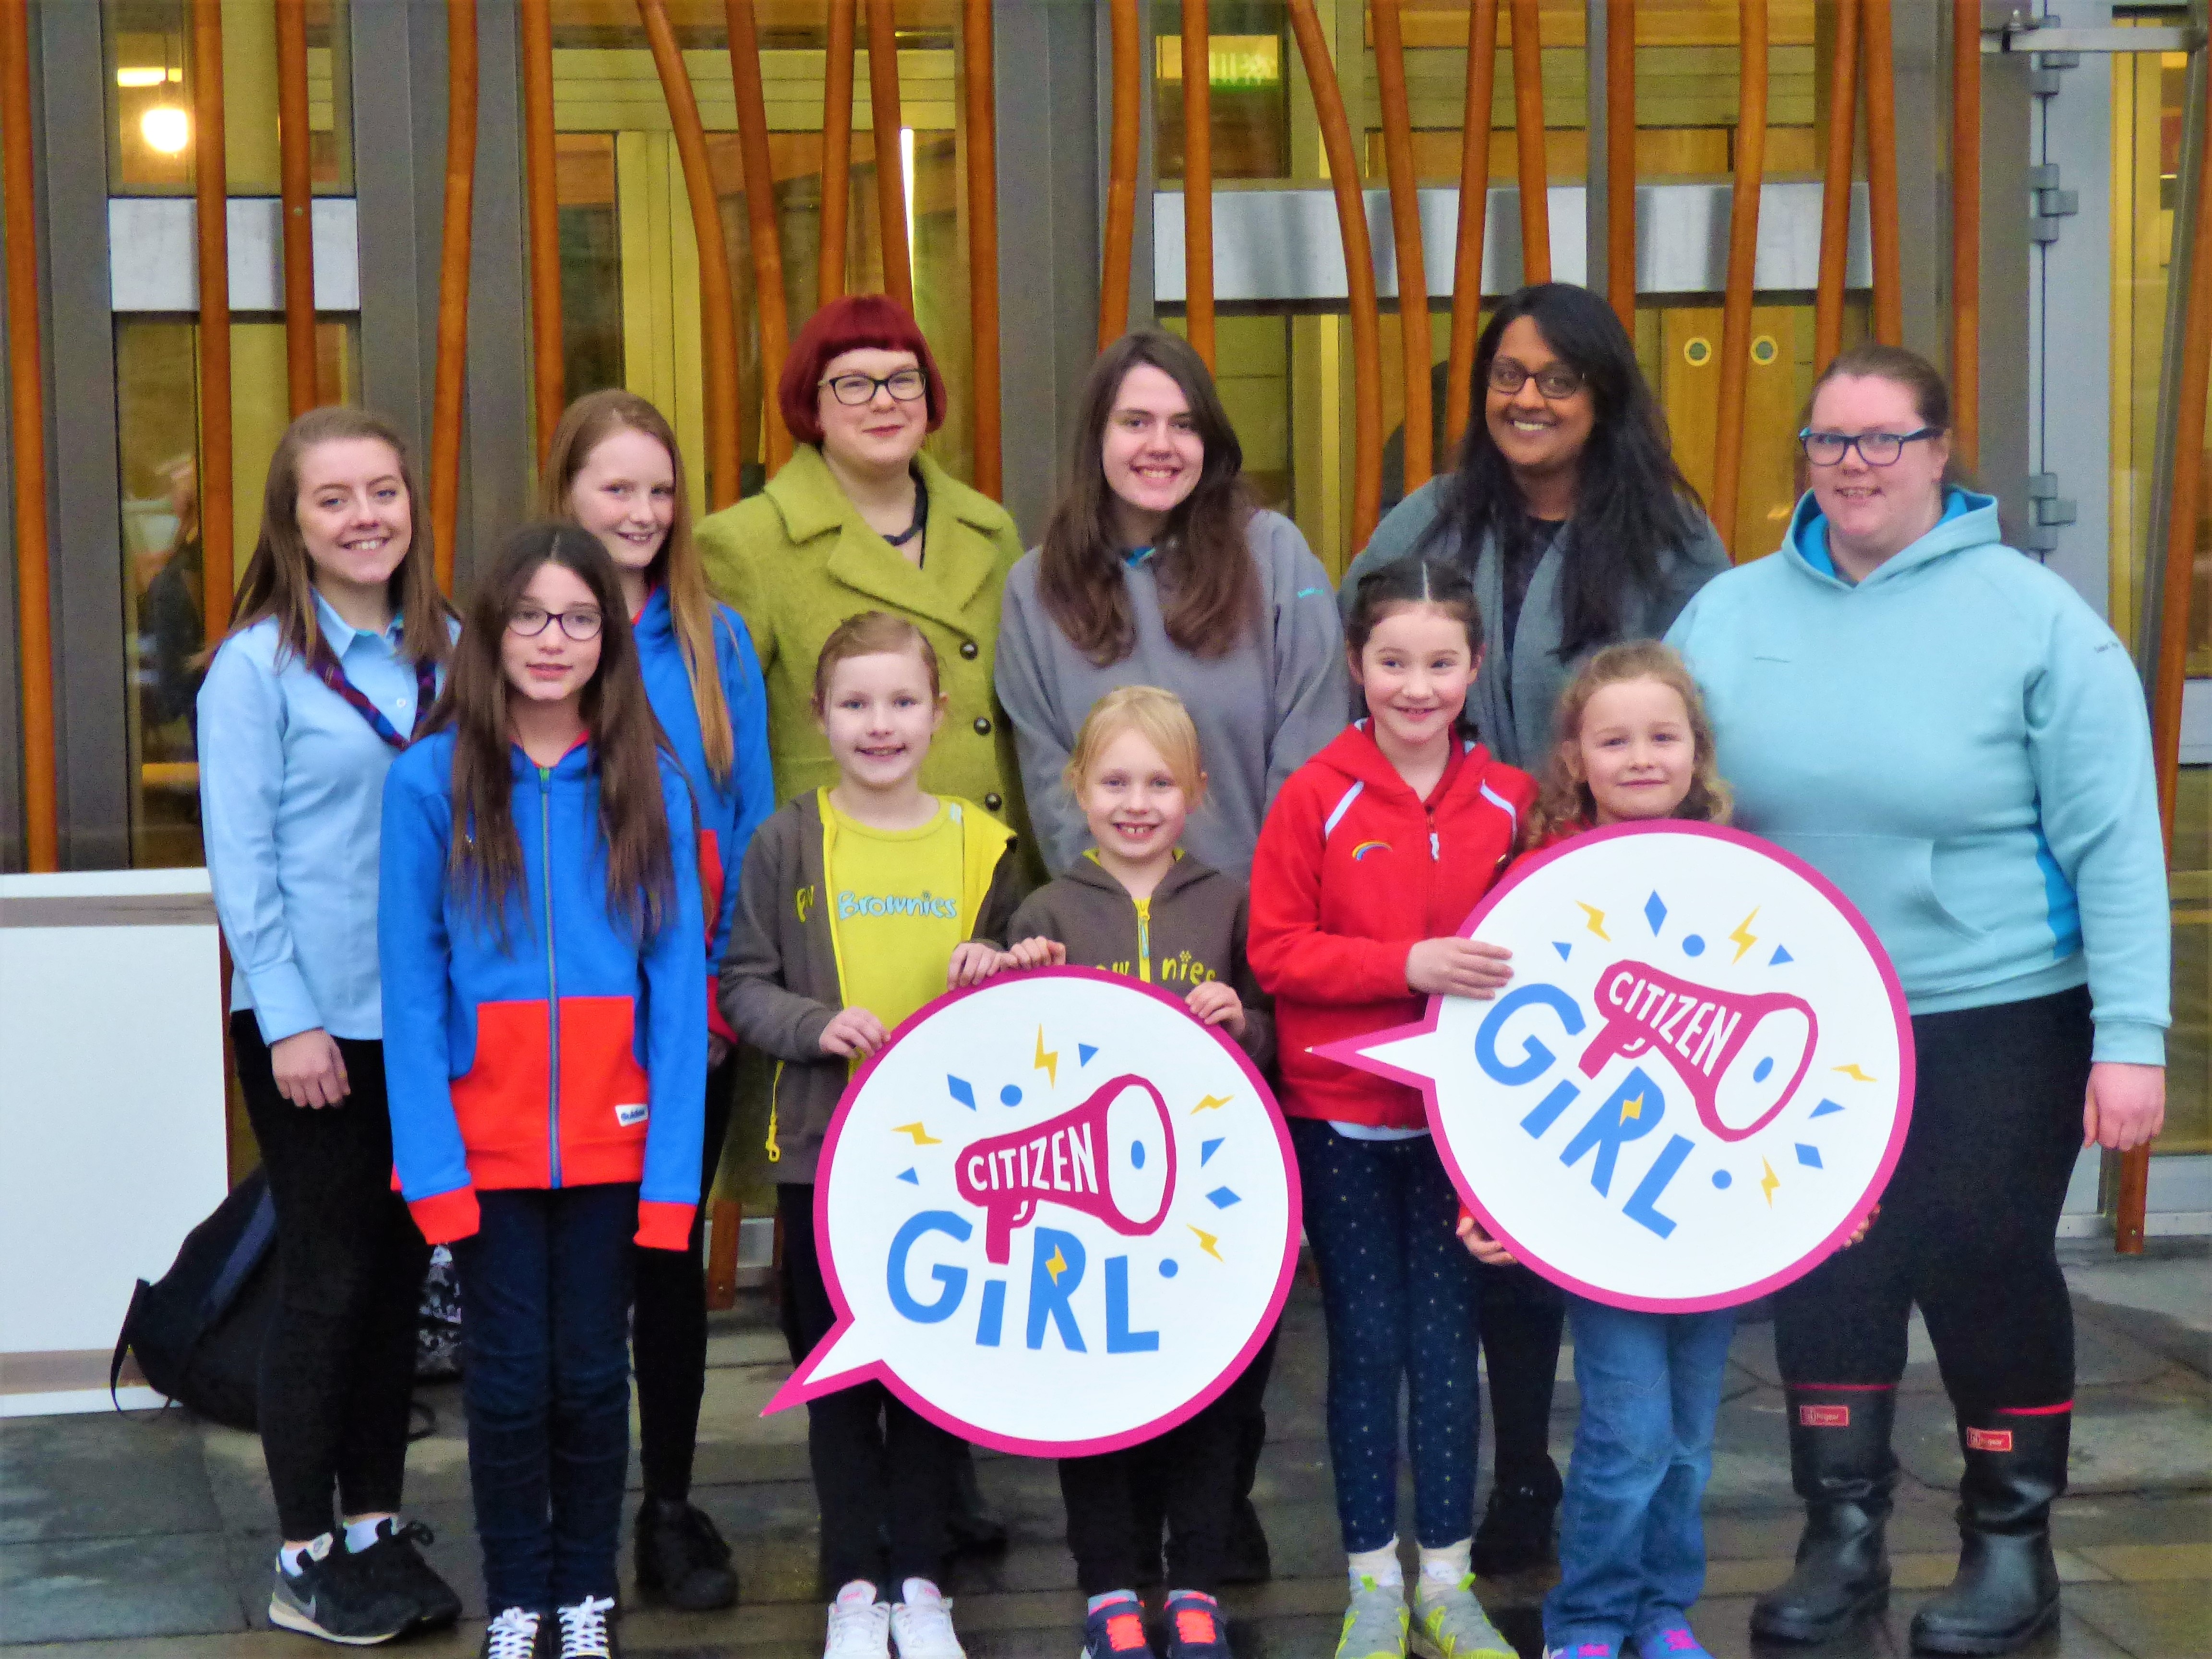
xmin=1335 ymin=1575 xmax=1411 ymax=1659
xmin=1411 ymin=1575 xmax=1513 ymax=1659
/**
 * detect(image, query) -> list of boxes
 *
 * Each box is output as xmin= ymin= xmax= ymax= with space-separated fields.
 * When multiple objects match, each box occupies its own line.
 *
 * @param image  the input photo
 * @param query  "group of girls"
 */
xmin=197 ymin=272 xmax=2168 ymax=1659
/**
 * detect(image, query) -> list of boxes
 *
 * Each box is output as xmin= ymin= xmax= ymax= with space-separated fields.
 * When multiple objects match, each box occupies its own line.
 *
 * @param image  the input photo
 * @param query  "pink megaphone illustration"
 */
xmin=1582 ymin=961 xmax=1817 ymax=1142
xmin=955 ymin=1073 xmax=1178 ymax=1264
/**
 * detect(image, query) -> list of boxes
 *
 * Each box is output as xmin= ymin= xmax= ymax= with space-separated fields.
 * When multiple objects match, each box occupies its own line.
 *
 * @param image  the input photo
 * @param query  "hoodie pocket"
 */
xmin=451 ymin=1000 xmax=554 ymax=1186
xmin=558 ymin=995 xmax=653 ymax=1175
xmin=1765 ymin=831 xmax=1988 ymax=946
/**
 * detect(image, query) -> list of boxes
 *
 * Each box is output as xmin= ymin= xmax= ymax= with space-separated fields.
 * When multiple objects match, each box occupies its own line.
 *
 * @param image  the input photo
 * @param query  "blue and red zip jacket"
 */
xmin=378 ymin=730 xmax=708 ymax=1250
xmin=634 ymin=587 xmax=774 ymax=1042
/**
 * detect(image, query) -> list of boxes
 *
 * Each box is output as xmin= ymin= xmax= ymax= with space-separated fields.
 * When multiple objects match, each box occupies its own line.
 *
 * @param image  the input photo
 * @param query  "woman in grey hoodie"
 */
xmin=996 ymin=330 xmax=1348 ymax=887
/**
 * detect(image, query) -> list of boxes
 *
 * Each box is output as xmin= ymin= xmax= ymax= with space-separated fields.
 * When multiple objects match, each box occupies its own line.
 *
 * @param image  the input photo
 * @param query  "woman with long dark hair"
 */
xmin=198 ymin=408 xmax=461 ymax=1646
xmin=1341 ymin=283 xmax=1728 ymax=1577
xmin=381 ymin=526 xmax=708 ymax=1659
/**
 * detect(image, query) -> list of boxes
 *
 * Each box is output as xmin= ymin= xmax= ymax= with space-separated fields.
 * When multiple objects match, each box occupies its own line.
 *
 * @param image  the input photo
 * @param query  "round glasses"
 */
xmin=820 ymin=368 xmax=929 ymax=407
xmin=1488 ymin=359 xmax=1586 ymax=400
xmin=1798 ymin=427 xmax=1940 ymax=468
xmin=508 ymin=604 xmax=603 ymax=642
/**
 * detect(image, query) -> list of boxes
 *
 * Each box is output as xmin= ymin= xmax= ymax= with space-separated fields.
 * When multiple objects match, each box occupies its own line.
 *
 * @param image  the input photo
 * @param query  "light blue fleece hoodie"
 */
xmin=1667 ymin=489 xmax=2169 ymax=1065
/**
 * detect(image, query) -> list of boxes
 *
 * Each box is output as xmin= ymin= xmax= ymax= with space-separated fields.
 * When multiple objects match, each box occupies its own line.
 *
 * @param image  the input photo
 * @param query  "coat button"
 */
xmin=973 ymin=716 xmax=992 ymax=736
xmin=959 ymin=639 xmax=979 ymax=659
xmin=984 ymin=792 xmax=1003 ymax=811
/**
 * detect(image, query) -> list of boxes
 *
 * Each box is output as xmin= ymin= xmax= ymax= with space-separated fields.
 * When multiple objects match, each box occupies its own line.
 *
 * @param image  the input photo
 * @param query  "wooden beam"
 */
xmin=1373 ymin=0 xmax=1431 ymax=491
xmin=1507 ymin=0 xmax=1550 ymax=283
xmin=275 ymin=0 xmax=317 ymax=415
xmin=1948 ymin=0 xmax=1980 ymax=469
xmin=1863 ymin=0 xmax=1901 ymax=345
xmin=1181 ymin=0 xmax=1215 ymax=369
xmin=1711 ymin=0 xmax=1767 ymax=559
xmin=192 ymin=0 xmax=234 ymax=636
xmin=727 ymin=0 xmax=793 ymax=471
xmin=430 ymin=0 xmax=478 ymax=593
xmin=1098 ymin=0 xmax=1141 ymax=349
xmin=519 ymin=0 xmax=563 ymax=469
xmin=1813 ymin=0 xmax=1860 ymax=370
xmin=820 ymin=0 xmax=855 ymax=304
xmin=1605 ymin=0 xmax=1636 ymax=329
xmin=1445 ymin=0 xmax=1499 ymax=455
xmin=864 ymin=0 xmax=912 ymax=313
xmin=961 ymin=0 xmax=1001 ymax=496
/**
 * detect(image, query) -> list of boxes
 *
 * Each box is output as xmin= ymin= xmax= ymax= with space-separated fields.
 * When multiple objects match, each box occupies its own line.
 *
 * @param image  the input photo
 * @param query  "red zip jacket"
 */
xmin=1248 ymin=722 xmax=1535 ymax=1128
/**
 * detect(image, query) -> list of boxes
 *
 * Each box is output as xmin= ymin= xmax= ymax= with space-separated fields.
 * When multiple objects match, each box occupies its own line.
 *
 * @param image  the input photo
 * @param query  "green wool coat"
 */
xmin=695 ymin=444 xmax=1030 ymax=832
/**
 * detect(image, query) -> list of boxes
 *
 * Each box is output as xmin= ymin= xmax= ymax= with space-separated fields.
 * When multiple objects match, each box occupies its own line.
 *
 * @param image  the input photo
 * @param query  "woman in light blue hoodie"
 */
xmin=1668 ymin=345 xmax=2169 ymax=1659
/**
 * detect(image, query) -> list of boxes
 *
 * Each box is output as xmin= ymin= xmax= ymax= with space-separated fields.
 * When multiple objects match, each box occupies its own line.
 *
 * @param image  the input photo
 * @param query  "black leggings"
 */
xmin=235 ymin=1014 xmax=430 ymax=1543
xmin=1776 ymin=986 xmax=2092 ymax=1417
xmin=1477 ymin=1260 xmax=1565 ymax=1483
xmin=632 ymin=1055 xmax=737 ymax=1503
xmin=779 ymin=1182 xmax=960 ymax=1589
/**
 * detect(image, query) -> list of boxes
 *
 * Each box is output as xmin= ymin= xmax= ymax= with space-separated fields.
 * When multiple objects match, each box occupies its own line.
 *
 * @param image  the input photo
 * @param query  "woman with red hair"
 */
xmin=697 ymin=295 xmax=1027 ymax=831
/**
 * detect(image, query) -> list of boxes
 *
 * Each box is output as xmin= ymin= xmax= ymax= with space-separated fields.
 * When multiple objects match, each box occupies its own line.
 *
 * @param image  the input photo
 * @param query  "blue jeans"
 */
xmin=451 ymin=1184 xmax=638 ymax=1612
xmin=1290 ymin=1119 xmax=1482 ymax=1552
xmin=1544 ymin=1297 xmax=1736 ymax=1646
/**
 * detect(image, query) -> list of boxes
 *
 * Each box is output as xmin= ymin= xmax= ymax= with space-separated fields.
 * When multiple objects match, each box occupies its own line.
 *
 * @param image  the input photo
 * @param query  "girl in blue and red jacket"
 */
xmin=542 ymin=390 xmax=774 ymax=1611
xmin=381 ymin=525 xmax=706 ymax=1659
xmin=1248 ymin=556 xmax=1534 ymax=1659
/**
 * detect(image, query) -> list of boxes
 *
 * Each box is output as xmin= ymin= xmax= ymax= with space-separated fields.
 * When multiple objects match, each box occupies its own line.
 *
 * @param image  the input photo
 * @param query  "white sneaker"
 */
xmin=890 ymin=1578 xmax=966 ymax=1659
xmin=825 ymin=1580 xmax=893 ymax=1659
xmin=554 ymin=1594 xmax=616 ymax=1658
xmin=482 ymin=1606 xmax=544 ymax=1659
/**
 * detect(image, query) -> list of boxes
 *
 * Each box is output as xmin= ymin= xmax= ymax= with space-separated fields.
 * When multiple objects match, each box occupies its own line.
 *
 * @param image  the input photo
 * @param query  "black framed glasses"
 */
xmin=1798 ymin=427 xmax=1941 ymax=468
xmin=820 ymin=368 xmax=929 ymax=406
xmin=508 ymin=604 xmax=603 ymax=642
xmin=1488 ymin=358 xmax=1586 ymax=399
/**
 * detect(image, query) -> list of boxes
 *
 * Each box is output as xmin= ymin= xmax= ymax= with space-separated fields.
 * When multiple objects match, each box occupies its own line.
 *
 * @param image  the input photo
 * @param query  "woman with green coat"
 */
xmin=696 ymin=295 xmax=1027 ymax=826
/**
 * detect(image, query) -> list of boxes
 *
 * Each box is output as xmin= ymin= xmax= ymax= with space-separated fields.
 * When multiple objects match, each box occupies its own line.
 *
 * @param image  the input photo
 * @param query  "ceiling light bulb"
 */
xmin=141 ymin=106 xmax=190 ymax=155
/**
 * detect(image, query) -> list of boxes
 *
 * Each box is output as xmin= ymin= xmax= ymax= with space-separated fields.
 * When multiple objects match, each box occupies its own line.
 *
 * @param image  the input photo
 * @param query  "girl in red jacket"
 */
xmin=1248 ymin=557 xmax=1532 ymax=1659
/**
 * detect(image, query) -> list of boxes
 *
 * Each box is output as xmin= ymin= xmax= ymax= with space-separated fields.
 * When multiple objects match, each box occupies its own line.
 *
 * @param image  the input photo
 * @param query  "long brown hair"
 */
xmin=426 ymin=523 xmax=679 ymax=941
xmin=539 ymin=389 xmax=735 ymax=782
xmin=1527 ymin=640 xmax=1732 ymax=845
xmin=1037 ymin=331 xmax=1259 ymax=665
xmin=226 ymin=407 xmax=453 ymax=667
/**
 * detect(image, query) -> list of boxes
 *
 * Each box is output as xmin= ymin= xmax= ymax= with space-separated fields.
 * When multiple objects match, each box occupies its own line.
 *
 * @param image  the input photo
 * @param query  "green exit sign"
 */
xmin=1155 ymin=35 xmax=1282 ymax=92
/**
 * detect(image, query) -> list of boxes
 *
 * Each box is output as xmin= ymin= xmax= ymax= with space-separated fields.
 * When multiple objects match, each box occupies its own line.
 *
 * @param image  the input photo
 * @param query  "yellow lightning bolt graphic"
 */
xmin=1619 ymin=1092 xmax=1644 ymax=1121
xmin=1759 ymin=1157 xmax=1780 ymax=1206
xmin=1191 ymin=1094 xmax=1233 ymax=1114
xmin=1577 ymin=902 xmax=1611 ymax=940
xmin=891 ymin=1122 xmax=941 ymax=1145
xmin=1033 ymin=1026 xmax=1059 ymax=1088
xmin=1833 ymin=1063 xmax=1878 ymax=1083
xmin=1046 ymin=1244 xmax=1069 ymax=1282
xmin=1188 ymin=1226 xmax=1223 ymax=1261
xmin=1729 ymin=907 xmax=1763 ymax=964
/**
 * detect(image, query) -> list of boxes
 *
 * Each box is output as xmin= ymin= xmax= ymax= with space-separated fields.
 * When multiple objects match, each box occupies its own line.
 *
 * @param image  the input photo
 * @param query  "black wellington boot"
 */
xmin=1910 ymin=1410 xmax=2068 ymax=1655
xmin=1751 ymin=1386 xmax=1897 ymax=1643
xmin=947 ymin=1443 xmax=1010 ymax=1556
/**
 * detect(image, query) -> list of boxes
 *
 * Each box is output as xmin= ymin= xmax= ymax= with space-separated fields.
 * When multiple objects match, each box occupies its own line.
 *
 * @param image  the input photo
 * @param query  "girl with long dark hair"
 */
xmin=198 ymin=407 xmax=460 ymax=1646
xmin=380 ymin=526 xmax=708 ymax=1659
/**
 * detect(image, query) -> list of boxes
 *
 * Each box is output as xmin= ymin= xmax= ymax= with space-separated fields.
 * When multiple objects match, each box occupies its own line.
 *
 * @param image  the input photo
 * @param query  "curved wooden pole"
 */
xmin=864 ymin=0 xmax=913 ymax=314
xmin=192 ymin=0 xmax=234 ymax=636
xmin=1863 ymin=0 xmax=1901 ymax=345
xmin=821 ymin=0 xmax=855 ymax=304
xmin=1605 ymin=0 xmax=1636 ymax=328
xmin=1098 ymin=0 xmax=1141 ymax=349
xmin=1286 ymin=0 xmax=1382 ymax=546
xmin=1506 ymin=0 xmax=1549 ymax=284
xmin=430 ymin=0 xmax=478 ymax=593
xmin=1948 ymin=0 xmax=1980 ymax=469
xmin=1181 ymin=0 xmax=1215 ymax=369
xmin=962 ymin=0 xmax=1002 ymax=497
xmin=519 ymin=0 xmax=563 ymax=469
xmin=727 ymin=0 xmax=792 ymax=470
xmin=1 ymin=0 xmax=54 ymax=869
xmin=276 ymin=0 xmax=317 ymax=415
xmin=1814 ymin=0 xmax=1861 ymax=371
xmin=1711 ymin=0 xmax=1766 ymax=560
xmin=640 ymin=0 xmax=742 ymax=509
xmin=1373 ymin=0 xmax=1430 ymax=492
xmin=1446 ymin=0 xmax=1499 ymax=455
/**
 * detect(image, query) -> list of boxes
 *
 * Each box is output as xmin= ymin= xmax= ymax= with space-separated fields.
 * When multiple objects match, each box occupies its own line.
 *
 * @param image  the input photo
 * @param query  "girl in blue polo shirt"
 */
xmin=380 ymin=525 xmax=706 ymax=1659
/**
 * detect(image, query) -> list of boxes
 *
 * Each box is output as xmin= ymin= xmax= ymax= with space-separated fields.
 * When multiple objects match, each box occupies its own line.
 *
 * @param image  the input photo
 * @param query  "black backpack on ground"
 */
xmin=110 ymin=1167 xmax=278 ymax=1431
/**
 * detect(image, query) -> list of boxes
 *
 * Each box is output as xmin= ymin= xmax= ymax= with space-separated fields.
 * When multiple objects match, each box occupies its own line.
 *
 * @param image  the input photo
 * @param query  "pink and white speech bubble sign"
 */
xmin=1317 ymin=823 xmax=1914 ymax=1312
xmin=766 ymin=967 xmax=1299 ymax=1454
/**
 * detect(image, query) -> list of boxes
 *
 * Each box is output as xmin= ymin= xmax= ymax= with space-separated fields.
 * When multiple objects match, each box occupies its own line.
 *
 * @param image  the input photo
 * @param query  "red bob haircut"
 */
xmin=778 ymin=294 xmax=949 ymax=446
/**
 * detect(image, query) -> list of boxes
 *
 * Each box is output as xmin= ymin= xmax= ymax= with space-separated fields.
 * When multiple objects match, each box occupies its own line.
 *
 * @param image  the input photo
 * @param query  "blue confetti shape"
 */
xmin=1553 ymin=941 xmax=1572 ymax=962
xmin=1201 ymin=1138 xmax=1225 ymax=1166
xmin=1159 ymin=1259 xmax=1179 ymax=1278
xmin=1078 ymin=1044 xmax=1099 ymax=1067
xmin=1644 ymin=891 xmax=1668 ymax=933
xmin=1711 ymin=1169 xmax=1733 ymax=1189
xmin=947 ymin=1075 xmax=976 ymax=1109
xmin=999 ymin=1084 xmax=1022 ymax=1107
xmin=1770 ymin=945 xmax=1794 ymax=966
xmin=1795 ymin=1144 xmax=1824 ymax=1169
xmin=1809 ymin=1098 xmax=1844 ymax=1118
xmin=897 ymin=1168 xmax=919 ymax=1186
xmin=1683 ymin=934 xmax=1707 ymax=957
xmin=1206 ymin=1187 xmax=1242 ymax=1210
xmin=1754 ymin=1057 xmax=1774 ymax=1082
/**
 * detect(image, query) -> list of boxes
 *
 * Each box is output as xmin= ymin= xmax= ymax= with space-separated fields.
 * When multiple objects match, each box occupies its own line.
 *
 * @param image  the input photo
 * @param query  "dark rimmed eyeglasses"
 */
xmin=820 ymin=368 xmax=929 ymax=406
xmin=1798 ymin=427 xmax=1941 ymax=468
xmin=1488 ymin=359 xmax=1586 ymax=400
xmin=508 ymin=604 xmax=603 ymax=642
